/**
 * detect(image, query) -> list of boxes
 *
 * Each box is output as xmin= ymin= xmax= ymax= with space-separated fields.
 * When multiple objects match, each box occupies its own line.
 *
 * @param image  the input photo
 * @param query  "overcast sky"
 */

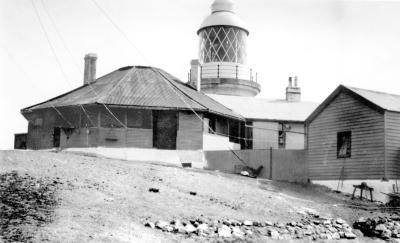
xmin=1 ymin=0 xmax=400 ymax=149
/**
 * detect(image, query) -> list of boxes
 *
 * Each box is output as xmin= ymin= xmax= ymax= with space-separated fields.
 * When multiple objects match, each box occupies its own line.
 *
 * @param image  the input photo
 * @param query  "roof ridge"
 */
xmin=345 ymin=85 xmax=400 ymax=98
xmin=151 ymin=68 xmax=209 ymax=111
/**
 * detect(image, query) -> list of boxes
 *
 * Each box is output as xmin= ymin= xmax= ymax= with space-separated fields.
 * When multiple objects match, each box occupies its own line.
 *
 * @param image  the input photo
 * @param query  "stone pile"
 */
xmin=0 ymin=171 xmax=59 ymax=242
xmin=354 ymin=216 xmax=400 ymax=240
xmin=145 ymin=215 xmax=359 ymax=240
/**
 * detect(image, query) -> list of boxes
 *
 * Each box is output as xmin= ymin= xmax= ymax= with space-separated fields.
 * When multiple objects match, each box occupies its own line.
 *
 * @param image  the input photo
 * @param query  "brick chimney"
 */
xmin=286 ymin=76 xmax=301 ymax=102
xmin=83 ymin=53 xmax=97 ymax=85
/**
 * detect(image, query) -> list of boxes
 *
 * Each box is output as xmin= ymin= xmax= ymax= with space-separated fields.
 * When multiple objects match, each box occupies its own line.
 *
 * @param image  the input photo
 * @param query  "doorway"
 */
xmin=153 ymin=111 xmax=178 ymax=150
xmin=53 ymin=127 xmax=61 ymax=148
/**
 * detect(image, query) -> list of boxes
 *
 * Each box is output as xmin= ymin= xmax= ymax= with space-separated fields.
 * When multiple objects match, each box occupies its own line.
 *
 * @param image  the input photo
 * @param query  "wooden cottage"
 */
xmin=305 ymin=85 xmax=400 ymax=200
xmin=21 ymin=65 xmax=244 ymax=151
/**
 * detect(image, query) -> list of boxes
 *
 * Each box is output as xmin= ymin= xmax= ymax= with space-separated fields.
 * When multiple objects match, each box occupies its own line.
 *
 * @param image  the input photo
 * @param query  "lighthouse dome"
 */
xmin=198 ymin=0 xmax=248 ymax=34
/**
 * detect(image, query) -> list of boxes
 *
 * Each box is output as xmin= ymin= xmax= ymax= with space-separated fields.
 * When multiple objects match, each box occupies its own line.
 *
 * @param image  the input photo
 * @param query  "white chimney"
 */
xmin=84 ymin=53 xmax=97 ymax=85
xmin=286 ymin=76 xmax=301 ymax=102
xmin=189 ymin=59 xmax=201 ymax=91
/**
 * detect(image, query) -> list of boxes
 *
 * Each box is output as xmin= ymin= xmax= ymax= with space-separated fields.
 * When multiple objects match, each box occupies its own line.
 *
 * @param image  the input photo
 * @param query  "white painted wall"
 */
xmin=253 ymin=121 xmax=278 ymax=149
xmin=63 ymin=147 xmax=206 ymax=168
xmin=203 ymin=133 xmax=240 ymax=151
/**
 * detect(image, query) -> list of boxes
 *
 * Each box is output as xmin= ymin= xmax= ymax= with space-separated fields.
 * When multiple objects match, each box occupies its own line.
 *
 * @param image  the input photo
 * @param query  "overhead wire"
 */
xmin=88 ymin=0 xmax=296 ymax=154
xmin=28 ymin=0 xmax=300 ymax=159
xmin=1 ymin=44 xmax=74 ymax=128
xmin=34 ymin=0 xmax=130 ymax=129
xmin=30 ymin=0 xmax=95 ymax=128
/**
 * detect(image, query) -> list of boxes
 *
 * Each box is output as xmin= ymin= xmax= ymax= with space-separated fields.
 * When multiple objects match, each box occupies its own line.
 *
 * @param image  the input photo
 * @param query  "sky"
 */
xmin=1 ymin=0 xmax=400 ymax=149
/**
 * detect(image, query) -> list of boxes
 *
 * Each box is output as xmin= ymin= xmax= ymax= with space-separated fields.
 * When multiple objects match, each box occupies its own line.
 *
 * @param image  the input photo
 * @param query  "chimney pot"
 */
xmin=286 ymin=75 xmax=301 ymax=102
xmin=84 ymin=53 xmax=97 ymax=85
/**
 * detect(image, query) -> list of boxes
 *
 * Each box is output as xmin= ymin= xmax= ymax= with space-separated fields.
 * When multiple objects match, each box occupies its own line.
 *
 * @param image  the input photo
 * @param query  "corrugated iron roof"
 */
xmin=22 ymin=66 xmax=243 ymax=120
xmin=306 ymin=85 xmax=400 ymax=123
xmin=208 ymin=94 xmax=319 ymax=122
xmin=346 ymin=86 xmax=400 ymax=112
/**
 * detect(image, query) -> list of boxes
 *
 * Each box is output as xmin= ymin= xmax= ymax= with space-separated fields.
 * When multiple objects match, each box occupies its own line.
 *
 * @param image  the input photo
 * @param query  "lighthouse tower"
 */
xmin=189 ymin=0 xmax=260 ymax=96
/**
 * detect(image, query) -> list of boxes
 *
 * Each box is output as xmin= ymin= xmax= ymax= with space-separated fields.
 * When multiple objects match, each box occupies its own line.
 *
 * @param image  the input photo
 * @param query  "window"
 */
xmin=278 ymin=131 xmax=286 ymax=149
xmin=127 ymin=109 xmax=152 ymax=129
xmin=337 ymin=131 xmax=351 ymax=158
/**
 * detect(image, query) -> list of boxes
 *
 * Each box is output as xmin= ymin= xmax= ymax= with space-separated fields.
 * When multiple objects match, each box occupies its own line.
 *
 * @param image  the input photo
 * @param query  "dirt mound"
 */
xmin=0 ymin=171 xmax=59 ymax=242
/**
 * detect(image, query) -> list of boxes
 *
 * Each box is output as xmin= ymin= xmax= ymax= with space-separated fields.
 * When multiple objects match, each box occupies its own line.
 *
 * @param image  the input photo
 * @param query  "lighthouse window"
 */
xmin=199 ymin=26 xmax=247 ymax=64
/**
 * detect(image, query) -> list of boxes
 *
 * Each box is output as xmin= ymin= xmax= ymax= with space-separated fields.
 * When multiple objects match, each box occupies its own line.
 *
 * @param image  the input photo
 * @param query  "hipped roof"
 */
xmin=306 ymin=85 xmax=400 ymax=123
xmin=22 ymin=66 xmax=243 ymax=121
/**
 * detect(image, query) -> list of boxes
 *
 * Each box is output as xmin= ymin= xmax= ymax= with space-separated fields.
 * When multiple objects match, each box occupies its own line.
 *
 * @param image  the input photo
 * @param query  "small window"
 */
xmin=278 ymin=131 xmax=286 ymax=149
xmin=337 ymin=131 xmax=351 ymax=158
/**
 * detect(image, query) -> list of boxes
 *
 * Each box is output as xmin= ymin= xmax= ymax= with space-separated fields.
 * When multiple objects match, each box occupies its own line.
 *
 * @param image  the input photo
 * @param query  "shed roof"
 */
xmin=207 ymin=94 xmax=319 ymax=122
xmin=22 ymin=66 xmax=243 ymax=121
xmin=306 ymin=85 xmax=400 ymax=123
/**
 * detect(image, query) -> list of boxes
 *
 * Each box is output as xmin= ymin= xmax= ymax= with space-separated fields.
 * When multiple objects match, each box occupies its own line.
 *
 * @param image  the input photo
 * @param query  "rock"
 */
xmin=164 ymin=225 xmax=173 ymax=232
xmin=222 ymin=219 xmax=231 ymax=226
xmin=270 ymin=230 xmax=280 ymax=240
xmin=218 ymin=225 xmax=232 ymax=238
xmin=356 ymin=217 xmax=367 ymax=224
xmin=253 ymin=221 xmax=261 ymax=227
xmin=276 ymin=223 xmax=285 ymax=228
xmin=344 ymin=232 xmax=357 ymax=239
xmin=197 ymin=223 xmax=209 ymax=234
xmin=145 ymin=222 xmax=155 ymax=229
xmin=336 ymin=218 xmax=345 ymax=225
xmin=184 ymin=224 xmax=197 ymax=234
xmin=331 ymin=232 xmax=340 ymax=239
xmin=376 ymin=224 xmax=388 ymax=232
xmin=265 ymin=221 xmax=273 ymax=226
xmin=381 ymin=229 xmax=392 ymax=239
xmin=289 ymin=221 xmax=297 ymax=226
xmin=245 ymin=230 xmax=253 ymax=236
xmin=323 ymin=220 xmax=332 ymax=225
xmin=155 ymin=220 xmax=169 ymax=229
xmin=243 ymin=220 xmax=253 ymax=226
xmin=230 ymin=219 xmax=241 ymax=226
xmin=320 ymin=233 xmax=328 ymax=239
xmin=148 ymin=188 xmax=159 ymax=193
xmin=339 ymin=231 xmax=345 ymax=238
xmin=353 ymin=229 xmax=364 ymax=238
xmin=231 ymin=227 xmax=244 ymax=238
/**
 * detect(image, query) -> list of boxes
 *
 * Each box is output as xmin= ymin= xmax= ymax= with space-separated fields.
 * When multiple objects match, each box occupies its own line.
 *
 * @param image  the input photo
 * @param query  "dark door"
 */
xmin=153 ymin=111 xmax=178 ymax=150
xmin=53 ymin=127 xmax=61 ymax=148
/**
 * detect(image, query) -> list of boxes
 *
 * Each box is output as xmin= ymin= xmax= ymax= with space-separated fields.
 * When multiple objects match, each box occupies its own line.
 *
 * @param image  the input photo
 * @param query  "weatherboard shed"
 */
xmin=305 ymin=85 xmax=400 ymax=200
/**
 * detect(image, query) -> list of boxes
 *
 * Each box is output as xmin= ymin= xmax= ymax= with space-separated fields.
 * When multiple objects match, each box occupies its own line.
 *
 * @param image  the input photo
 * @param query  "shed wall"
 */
xmin=385 ymin=111 xmax=400 ymax=178
xmin=307 ymin=91 xmax=385 ymax=180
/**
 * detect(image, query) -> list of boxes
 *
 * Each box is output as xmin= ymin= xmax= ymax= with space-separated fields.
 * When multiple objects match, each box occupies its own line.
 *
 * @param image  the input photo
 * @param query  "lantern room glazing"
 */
xmin=199 ymin=26 xmax=247 ymax=64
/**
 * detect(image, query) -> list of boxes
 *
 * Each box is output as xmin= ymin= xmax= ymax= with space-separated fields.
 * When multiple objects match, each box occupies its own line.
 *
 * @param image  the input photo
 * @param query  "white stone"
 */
xmin=218 ymin=225 xmax=232 ymax=237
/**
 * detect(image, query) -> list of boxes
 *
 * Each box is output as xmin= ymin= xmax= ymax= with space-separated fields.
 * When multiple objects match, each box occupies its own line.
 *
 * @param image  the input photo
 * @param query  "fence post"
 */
xmin=217 ymin=64 xmax=220 ymax=78
xmin=269 ymin=147 xmax=273 ymax=180
xmin=250 ymin=68 xmax=253 ymax=81
xmin=200 ymin=66 xmax=203 ymax=80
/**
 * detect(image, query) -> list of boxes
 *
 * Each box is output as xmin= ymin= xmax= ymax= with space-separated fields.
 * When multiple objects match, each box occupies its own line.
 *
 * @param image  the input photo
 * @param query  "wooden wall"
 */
xmin=60 ymin=128 xmax=153 ymax=148
xmin=307 ymin=91 xmax=385 ymax=180
xmin=385 ymin=111 xmax=400 ymax=178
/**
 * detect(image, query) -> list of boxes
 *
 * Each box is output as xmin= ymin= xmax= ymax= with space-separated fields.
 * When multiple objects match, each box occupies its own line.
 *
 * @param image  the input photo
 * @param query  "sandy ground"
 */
xmin=0 ymin=150 xmax=392 ymax=242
